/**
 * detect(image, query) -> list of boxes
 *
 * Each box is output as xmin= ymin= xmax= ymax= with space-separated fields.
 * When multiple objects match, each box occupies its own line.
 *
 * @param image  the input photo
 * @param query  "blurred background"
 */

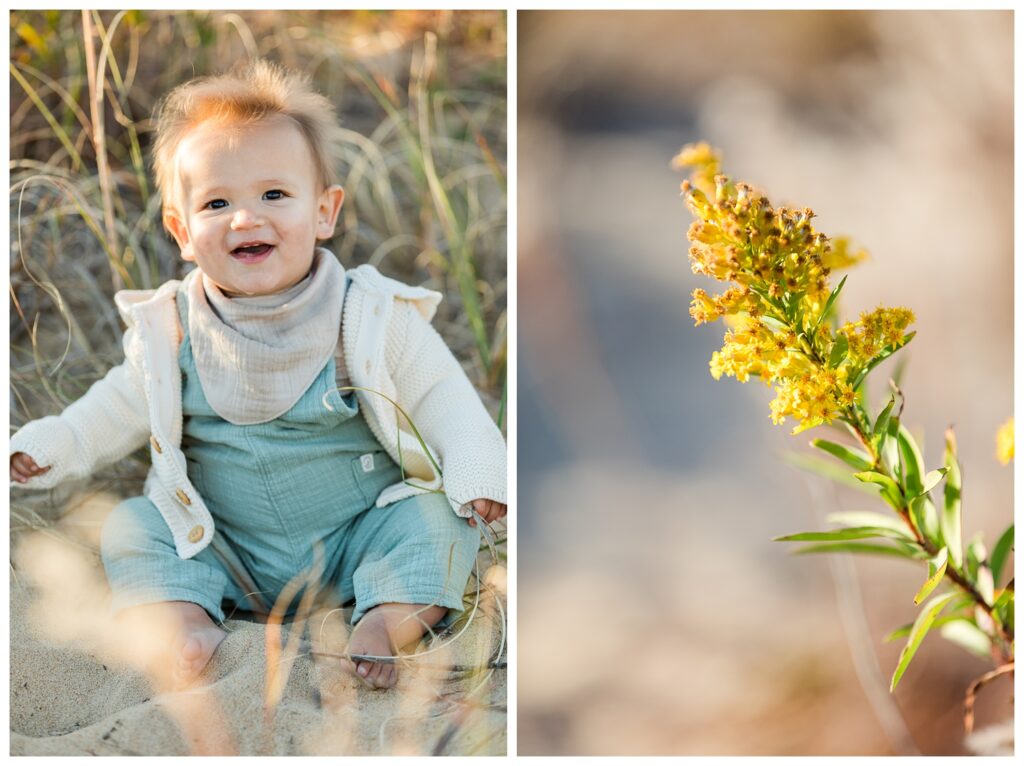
xmin=518 ymin=10 xmax=1012 ymax=756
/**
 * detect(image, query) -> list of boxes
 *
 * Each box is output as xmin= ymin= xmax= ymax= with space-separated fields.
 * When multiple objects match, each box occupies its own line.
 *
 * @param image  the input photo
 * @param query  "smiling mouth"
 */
xmin=230 ymin=243 xmax=274 ymax=262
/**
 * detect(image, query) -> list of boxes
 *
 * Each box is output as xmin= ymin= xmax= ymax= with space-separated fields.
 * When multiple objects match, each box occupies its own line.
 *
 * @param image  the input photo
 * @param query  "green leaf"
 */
xmin=918 ymin=468 xmax=948 ymax=498
xmin=890 ymin=591 xmax=959 ymax=691
xmin=885 ymin=612 xmax=968 ymax=642
xmin=897 ymin=425 xmax=925 ymax=497
xmin=775 ymin=527 xmax=913 ymax=543
xmin=760 ymin=315 xmax=790 ymax=334
xmin=966 ymin=535 xmax=988 ymax=582
xmin=853 ymin=470 xmax=904 ymax=509
xmin=941 ymin=429 xmax=963 ymax=569
xmin=881 ymin=417 xmax=901 ymax=481
xmin=782 ymin=452 xmax=878 ymax=494
xmin=873 ymin=396 xmax=896 ymax=446
xmin=909 ymin=496 xmax=939 ymax=543
xmin=851 ymin=332 xmax=916 ymax=390
xmin=793 ymin=541 xmax=923 ymax=559
xmin=814 ymin=275 xmax=847 ymax=333
xmin=976 ymin=566 xmax=995 ymax=607
xmin=826 ymin=511 xmax=914 ymax=538
xmin=811 ymin=439 xmax=873 ymax=471
xmin=993 ymin=588 xmax=1014 ymax=631
xmin=913 ymin=548 xmax=948 ymax=604
xmin=940 ymin=619 xmax=993 ymax=660
xmin=747 ymin=283 xmax=778 ymax=311
xmin=989 ymin=524 xmax=1014 ymax=587
xmin=828 ymin=333 xmax=849 ymax=369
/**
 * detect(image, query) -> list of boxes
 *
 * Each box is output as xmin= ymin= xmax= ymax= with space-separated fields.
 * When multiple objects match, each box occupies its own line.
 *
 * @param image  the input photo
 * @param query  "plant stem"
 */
xmin=842 ymin=411 xmax=1015 ymax=649
xmin=774 ymin=292 xmax=1015 ymax=651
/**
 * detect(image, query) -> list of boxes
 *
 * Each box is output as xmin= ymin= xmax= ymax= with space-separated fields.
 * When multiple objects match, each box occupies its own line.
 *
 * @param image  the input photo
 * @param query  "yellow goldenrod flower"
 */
xmin=838 ymin=307 xmax=915 ymax=367
xmin=996 ymin=417 xmax=1014 ymax=465
xmin=823 ymin=236 xmax=868 ymax=272
xmin=672 ymin=141 xmax=720 ymax=195
xmin=676 ymin=144 xmax=915 ymax=434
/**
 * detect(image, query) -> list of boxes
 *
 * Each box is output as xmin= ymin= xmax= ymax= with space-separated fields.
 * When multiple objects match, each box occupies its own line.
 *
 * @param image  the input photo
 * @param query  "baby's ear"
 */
xmin=316 ymin=185 xmax=345 ymax=239
xmin=163 ymin=210 xmax=195 ymax=261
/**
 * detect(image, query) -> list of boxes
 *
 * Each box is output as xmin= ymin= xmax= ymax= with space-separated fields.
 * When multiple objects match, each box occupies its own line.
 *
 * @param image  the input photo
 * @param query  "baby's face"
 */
xmin=165 ymin=116 xmax=344 ymax=297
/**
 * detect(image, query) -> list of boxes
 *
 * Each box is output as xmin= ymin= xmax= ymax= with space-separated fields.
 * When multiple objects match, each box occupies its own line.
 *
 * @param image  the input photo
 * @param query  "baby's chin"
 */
xmin=216 ymin=273 xmax=312 ymax=299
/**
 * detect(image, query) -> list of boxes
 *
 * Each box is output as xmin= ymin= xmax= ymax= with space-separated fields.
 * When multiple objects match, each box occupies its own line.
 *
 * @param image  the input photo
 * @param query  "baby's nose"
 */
xmin=230 ymin=207 xmax=265 ymax=229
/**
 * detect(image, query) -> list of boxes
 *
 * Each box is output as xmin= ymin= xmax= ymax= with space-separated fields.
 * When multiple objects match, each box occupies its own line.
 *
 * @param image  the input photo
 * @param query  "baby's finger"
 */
xmin=479 ymin=501 xmax=497 ymax=522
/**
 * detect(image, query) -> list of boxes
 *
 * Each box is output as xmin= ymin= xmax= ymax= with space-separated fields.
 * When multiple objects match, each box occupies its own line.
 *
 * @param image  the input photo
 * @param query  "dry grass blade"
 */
xmin=963 ymin=661 xmax=1014 ymax=734
xmin=263 ymin=544 xmax=325 ymax=731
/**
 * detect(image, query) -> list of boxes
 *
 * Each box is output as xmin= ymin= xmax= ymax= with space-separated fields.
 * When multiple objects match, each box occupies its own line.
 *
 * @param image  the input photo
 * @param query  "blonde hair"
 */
xmin=153 ymin=59 xmax=338 ymax=217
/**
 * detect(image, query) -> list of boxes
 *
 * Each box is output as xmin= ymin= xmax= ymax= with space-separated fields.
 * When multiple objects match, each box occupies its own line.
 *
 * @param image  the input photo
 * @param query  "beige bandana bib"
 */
xmin=184 ymin=248 xmax=346 ymax=425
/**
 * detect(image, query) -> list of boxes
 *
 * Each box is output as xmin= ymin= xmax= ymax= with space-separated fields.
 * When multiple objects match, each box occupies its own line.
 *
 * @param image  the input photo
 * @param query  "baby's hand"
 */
xmin=10 ymin=452 xmax=50 ymax=484
xmin=466 ymin=499 xmax=507 ymax=528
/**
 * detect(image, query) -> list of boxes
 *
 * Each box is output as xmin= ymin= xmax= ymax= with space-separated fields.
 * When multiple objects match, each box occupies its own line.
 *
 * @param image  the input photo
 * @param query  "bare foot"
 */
xmin=119 ymin=601 xmax=226 ymax=689
xmin=173 ymin=602 xmax=227 ymax=687
xmin=346 ymin=603 xmax=447 ymax=689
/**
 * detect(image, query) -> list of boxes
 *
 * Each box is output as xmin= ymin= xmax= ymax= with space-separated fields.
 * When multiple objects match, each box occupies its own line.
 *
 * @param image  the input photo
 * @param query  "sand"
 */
xmin=9 ymin=494 xmax=507 ymax=756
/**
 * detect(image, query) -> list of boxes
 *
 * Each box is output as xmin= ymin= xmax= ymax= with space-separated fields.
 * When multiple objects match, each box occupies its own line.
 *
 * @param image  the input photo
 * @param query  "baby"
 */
xmin=9 ymin=61 xmax=507 ymax=690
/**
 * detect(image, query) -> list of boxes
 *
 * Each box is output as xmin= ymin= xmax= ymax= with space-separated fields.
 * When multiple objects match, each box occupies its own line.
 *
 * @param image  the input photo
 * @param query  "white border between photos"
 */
xmin=4 ymin=1 xmax=1022 ymax=763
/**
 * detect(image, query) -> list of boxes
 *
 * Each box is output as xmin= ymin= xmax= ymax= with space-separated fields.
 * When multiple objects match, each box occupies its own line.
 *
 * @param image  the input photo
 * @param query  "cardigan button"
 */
xmin=175 ymin=489 xmax=192 ymax=506
xmin=188 ymin=525 xmax=204 ymax=543
xmin=149 ymin=435 xmax=162 ymax=454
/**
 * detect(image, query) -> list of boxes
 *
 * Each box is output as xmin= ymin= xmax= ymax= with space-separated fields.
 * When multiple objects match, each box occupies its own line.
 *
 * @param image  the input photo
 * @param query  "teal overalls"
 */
xmin=100 ymin=287 xmax=480 ymax=625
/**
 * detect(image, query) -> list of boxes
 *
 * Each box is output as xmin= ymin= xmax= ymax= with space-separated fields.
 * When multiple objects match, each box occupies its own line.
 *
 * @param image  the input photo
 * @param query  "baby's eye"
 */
xmin=205 ymin=199 xmax=228 ymax=210
xmin=263 ymin=189 xmax=286 ymax=201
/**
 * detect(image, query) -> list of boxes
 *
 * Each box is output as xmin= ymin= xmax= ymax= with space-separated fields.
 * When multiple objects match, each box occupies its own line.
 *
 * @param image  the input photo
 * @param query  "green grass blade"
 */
xmin=9 ymin=63 xmax=84 ymax=170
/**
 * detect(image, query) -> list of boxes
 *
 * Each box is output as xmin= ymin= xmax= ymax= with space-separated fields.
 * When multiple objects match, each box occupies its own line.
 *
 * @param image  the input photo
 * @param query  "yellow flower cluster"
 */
xmin=839 ymin=307 xmax=916 ymax=367
xmin=996 ymin=417 xmax=1014 ymax=465
xmin=675 ymin=143 xmax=913 ymax=433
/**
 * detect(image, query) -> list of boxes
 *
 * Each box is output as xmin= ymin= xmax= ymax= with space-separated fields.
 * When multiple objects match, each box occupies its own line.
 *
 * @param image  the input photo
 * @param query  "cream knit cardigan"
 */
xmin=9 ymin=264 xmax=507 ymax=559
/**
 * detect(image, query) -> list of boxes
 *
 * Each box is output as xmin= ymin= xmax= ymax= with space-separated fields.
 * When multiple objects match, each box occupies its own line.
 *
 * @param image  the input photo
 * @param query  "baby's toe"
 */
xmin=355 ymin=660 xmax=373 ymax=682
xmin=180 ymin=636 xmax=203 ymax=662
